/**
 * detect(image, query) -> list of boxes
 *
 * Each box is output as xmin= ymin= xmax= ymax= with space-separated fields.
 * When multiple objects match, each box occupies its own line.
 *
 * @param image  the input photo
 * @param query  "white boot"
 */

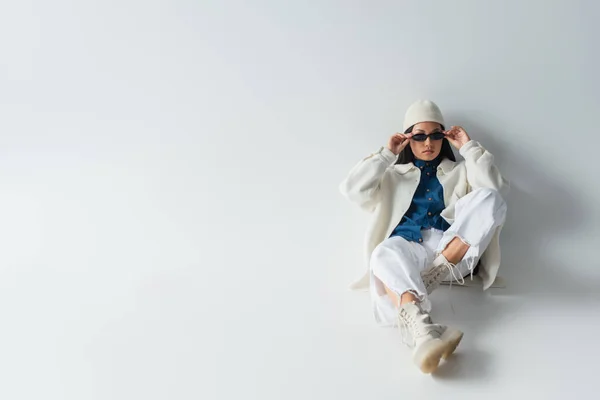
xmin=421 ymin=254 xmax=467 ymax=295
xmin=438 ymin=325 xmax=464 ymax=361
xmin=398 ymin=301 xmax=463 ymax=373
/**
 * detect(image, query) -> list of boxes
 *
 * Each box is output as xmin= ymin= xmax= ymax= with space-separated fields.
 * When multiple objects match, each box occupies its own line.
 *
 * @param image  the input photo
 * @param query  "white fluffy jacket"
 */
xmin=340 ymin=140 xmax=509 ymax=291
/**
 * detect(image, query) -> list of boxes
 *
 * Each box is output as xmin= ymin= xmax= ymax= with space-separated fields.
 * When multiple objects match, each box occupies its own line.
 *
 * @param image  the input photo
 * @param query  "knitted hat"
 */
xmin=403 ymin=100 xmax=445 ymax=132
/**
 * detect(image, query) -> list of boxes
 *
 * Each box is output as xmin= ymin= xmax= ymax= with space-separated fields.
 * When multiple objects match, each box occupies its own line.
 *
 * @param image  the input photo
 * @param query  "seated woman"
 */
xmin=340 ymin=100 xmax=508 ymax=374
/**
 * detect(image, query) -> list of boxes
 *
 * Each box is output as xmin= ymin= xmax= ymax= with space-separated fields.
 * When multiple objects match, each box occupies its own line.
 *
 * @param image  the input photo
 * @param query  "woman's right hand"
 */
xmin=387 ymin=133 xmax=412 ymax=155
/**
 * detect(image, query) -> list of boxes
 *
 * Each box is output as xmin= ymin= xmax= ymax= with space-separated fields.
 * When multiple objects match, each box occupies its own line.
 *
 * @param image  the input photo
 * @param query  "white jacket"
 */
xmin=340 ymin=140 xmax=509 ymax=291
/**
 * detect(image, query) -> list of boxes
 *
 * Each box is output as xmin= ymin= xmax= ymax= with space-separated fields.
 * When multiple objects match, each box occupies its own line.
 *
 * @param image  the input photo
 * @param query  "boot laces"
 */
xmin=397 ymin=306 xmax=443 ymax=347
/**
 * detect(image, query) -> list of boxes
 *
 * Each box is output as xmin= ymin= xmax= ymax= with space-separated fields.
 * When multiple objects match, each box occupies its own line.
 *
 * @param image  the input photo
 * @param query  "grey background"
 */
xmin=0 ymin=0 xmax=598 ymax=399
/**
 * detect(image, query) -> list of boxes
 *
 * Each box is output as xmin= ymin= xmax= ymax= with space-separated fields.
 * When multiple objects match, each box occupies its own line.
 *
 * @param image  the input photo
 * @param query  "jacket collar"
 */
xmin=393 ymin=158 xmax=457 ymax=175
xmin=393 ymin=163 xmax=416 ymax=174
xmin=438 ymin=158 xmax=456 ymax=174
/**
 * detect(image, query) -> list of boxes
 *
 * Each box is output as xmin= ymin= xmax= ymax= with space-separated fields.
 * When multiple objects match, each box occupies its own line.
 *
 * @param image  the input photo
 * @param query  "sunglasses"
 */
xmin=411 ymin=132 xmax=446 ymax=142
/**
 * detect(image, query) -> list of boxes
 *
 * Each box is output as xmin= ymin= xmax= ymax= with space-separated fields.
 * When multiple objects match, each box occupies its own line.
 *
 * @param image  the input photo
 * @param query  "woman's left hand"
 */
xmin=444 ymin=126 xmax=471 ymax=149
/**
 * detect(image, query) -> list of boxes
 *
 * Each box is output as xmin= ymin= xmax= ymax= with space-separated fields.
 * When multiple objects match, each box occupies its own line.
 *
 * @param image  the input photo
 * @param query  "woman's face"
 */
xmin=409 ymin=122 xmax=444 ymax=161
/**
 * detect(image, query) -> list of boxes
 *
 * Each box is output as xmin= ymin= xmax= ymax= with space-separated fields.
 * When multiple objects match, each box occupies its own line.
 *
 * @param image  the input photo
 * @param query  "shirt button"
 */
xmin=426 ymin=189 xmax=430 ymax=192
xmin=428 ymin=198 xmax=432 ymax=201
xmin=418 ymin=238 xmax=423 ymax=243
xmin=420 ymin=166 xmax=423 ymax=169
xmin=428 ymin=212 xmax=432 ymax=216
xmin=427 ymin=172 xmax=430 ymax=176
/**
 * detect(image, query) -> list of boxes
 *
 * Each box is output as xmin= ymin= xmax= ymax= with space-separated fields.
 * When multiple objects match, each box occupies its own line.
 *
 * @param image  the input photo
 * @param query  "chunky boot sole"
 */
xmin=440 ymin=328 xmax=464 ymax=360
xmin=413 ymin=338 xmax=449 ymax=374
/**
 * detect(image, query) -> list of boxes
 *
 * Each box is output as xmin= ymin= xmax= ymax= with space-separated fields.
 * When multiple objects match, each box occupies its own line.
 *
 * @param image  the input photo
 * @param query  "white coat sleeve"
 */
xmin=459 ymin=140 xmax=509 ymax=196
xmin=339 ymin=146 xmax=397 ymax=212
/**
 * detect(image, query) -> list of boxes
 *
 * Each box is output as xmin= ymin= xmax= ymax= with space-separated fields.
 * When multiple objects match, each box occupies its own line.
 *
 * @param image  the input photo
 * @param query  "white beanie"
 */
xmin=403 ymin=100 xmax=445 ymax=132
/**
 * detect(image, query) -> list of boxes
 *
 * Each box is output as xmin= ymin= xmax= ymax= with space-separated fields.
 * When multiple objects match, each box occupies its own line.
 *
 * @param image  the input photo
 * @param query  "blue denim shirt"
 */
xmin=389 ymin=156 xmax=451 ymax=243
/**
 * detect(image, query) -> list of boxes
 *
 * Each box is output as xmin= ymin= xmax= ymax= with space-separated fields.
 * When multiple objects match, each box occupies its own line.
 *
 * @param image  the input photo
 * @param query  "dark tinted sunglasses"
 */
xmin=411 ymin=132 xmax=445 ymax=142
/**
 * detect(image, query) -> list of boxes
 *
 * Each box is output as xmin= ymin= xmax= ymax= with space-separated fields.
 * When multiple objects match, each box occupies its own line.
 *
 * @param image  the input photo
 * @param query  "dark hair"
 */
xmin=395 ymin=124 xmax=456 ymax=164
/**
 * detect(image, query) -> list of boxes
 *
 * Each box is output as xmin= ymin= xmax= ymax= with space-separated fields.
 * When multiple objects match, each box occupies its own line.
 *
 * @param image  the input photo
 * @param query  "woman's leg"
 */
xmin=440 ymin=237 xmax=470 ymax=264
xmin=373 ymin=229 xmax=446 ymax=311
xmin=422 ymin=188 xmax=507 ymax=293
xmin=370 ymin=233 xmax=463 ymax=373
xmin=370 ymin=236 xmax=431 ymax=312
xmin=444 ymin=188 xmax=506 ymax=262
xmin=383 ymin=284 xmax=419 ymax=307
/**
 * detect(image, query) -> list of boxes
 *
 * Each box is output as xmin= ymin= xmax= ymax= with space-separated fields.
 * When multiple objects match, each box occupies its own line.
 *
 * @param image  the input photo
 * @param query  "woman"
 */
xmin=339 ymin=100 xmax=508 ymax=374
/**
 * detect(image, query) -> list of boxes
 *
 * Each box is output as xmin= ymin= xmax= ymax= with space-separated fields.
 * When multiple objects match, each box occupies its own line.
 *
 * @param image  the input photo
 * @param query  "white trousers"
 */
xmin=370 ymin=188 xmax=507 ymax=326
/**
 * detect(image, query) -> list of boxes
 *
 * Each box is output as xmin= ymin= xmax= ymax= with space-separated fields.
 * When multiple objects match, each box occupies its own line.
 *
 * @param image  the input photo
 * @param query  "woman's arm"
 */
xmin=459 ymin=140 xmax=509 ymax=195
xmin=445 ymin=126 xmax=509 ymax=195
xmin=339 ymin=146 xmax=397 ymax=211
xmin=340 ymin=133 xmax=411 ymax=211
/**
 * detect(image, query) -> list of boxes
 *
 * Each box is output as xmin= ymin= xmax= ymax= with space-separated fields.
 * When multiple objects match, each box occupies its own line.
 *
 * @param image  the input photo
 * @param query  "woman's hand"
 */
xmin=444 ymin=126 xmax=471 ymax=149
xmin=387 ymin=133 xmax=413 ymax=155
